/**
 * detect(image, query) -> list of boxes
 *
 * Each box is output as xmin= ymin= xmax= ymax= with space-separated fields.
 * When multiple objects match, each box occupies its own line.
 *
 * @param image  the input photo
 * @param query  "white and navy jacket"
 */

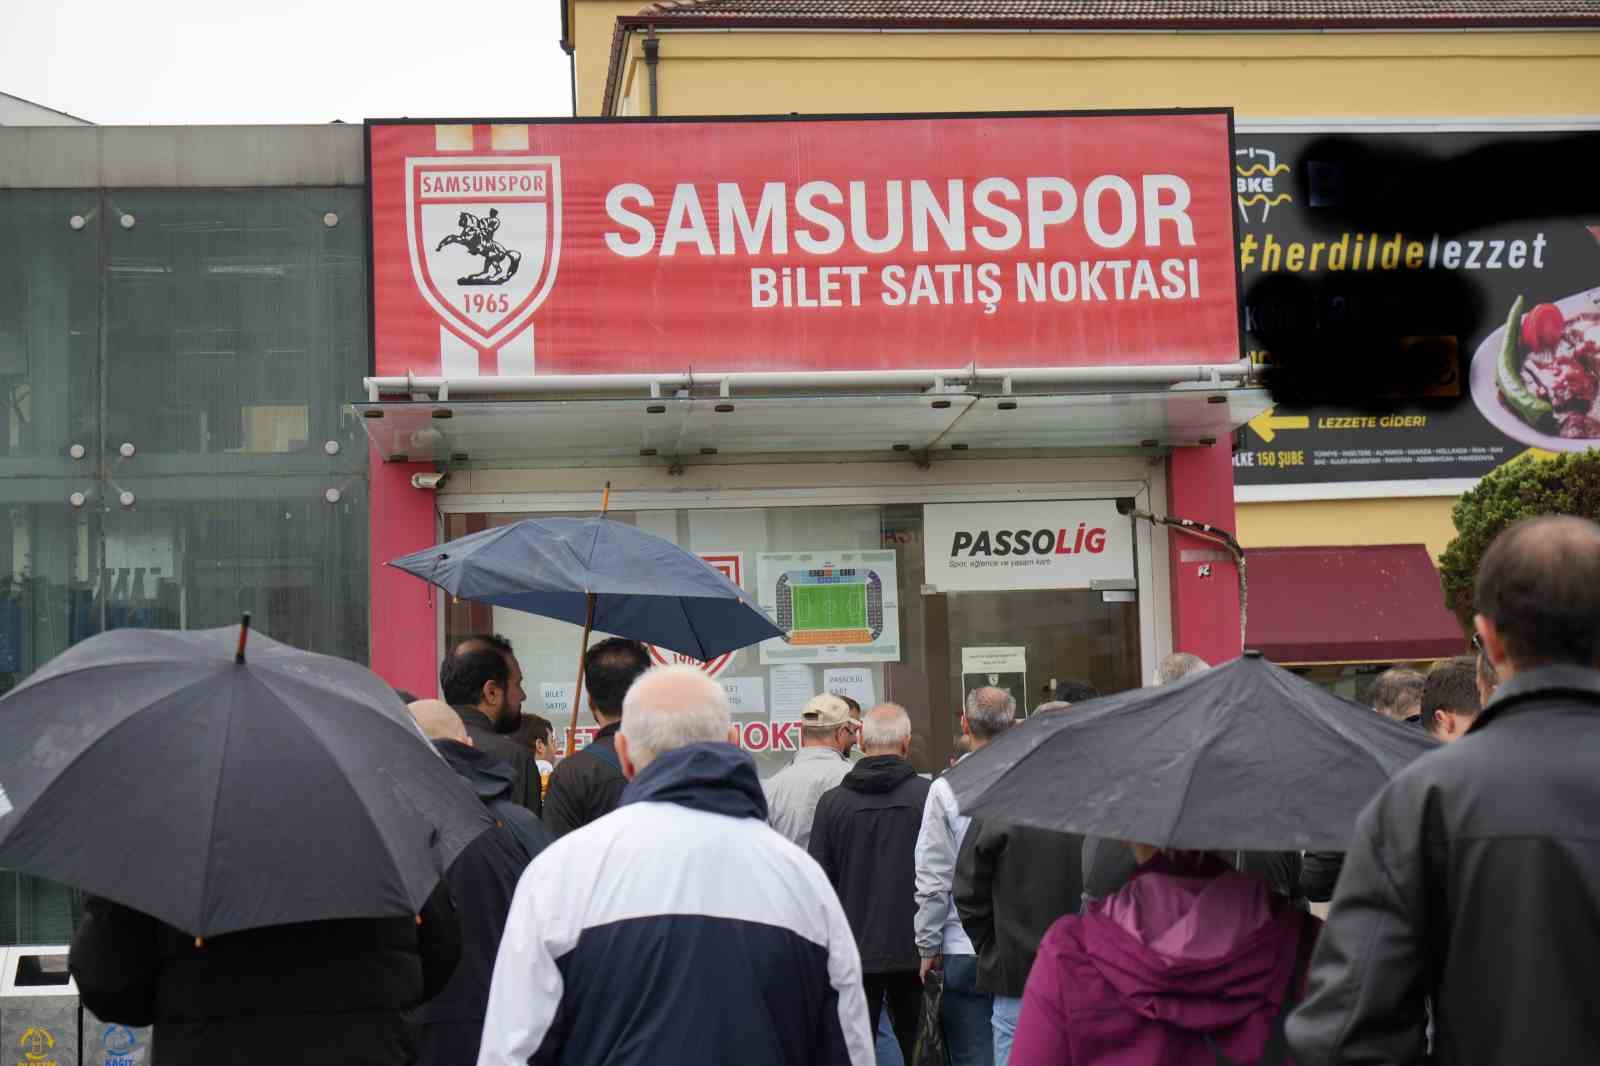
xmin=478 ymin=742 xmax=874 ymax=1066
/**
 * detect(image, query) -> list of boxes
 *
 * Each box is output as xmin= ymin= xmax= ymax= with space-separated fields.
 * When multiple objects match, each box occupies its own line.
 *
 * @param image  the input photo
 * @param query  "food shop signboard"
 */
xmin=366 ymin=112 xmax=1241 ymax=378
xmin=1230 ymin=125 xmax=1600 ymax=496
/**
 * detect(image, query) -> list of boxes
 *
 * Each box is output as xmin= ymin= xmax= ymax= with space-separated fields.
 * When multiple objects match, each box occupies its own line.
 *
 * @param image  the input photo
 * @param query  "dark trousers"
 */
xmin=865 ymin=972 xmax=924 ymax=1064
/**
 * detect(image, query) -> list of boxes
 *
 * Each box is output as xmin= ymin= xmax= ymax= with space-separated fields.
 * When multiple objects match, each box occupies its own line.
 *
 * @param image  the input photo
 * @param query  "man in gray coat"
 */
xmin=764 ymin=693 xmax=857 ymax=849
xmin=1288 ymin=516 xmax=1600 ymax=1065
xmin=914 ymin=687 xmax=1015 ymax=1066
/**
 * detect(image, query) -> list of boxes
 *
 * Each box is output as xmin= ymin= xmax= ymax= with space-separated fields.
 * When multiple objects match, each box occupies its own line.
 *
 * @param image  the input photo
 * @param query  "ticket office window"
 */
xmin=443 ymin=501 xmax=1141 ymax=775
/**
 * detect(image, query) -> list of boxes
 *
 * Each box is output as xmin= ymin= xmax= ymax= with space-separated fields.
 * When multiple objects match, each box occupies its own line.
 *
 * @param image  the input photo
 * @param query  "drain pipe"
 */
xmin=643 ymin=26 xmax=660 ymax=117
xmin=567 ymin=48 xmax=577 ymax=117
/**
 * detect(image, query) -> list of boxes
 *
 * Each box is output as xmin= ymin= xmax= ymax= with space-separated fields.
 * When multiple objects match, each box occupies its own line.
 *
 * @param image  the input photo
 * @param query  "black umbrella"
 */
xmin=0 ymin=620 xmax=493 ymax=937
xmin=944 ymin=651 xmax=1439 ymax=852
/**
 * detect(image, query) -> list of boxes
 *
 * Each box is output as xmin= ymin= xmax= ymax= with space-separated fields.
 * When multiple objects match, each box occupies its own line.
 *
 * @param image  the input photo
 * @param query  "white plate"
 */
xmin=1469 ymin=287 xmax=1600 ymax=453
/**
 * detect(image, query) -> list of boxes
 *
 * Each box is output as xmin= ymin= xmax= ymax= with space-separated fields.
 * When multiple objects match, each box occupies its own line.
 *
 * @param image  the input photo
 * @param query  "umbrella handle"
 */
xmin=567 ymin=592 xmax=598 ymax=756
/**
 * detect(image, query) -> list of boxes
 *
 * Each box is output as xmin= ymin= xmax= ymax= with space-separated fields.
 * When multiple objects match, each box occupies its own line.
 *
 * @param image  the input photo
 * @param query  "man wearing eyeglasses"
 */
xmin=1289 ymin=516 xmax=1600 ymax=1066
xmin=1473 ymin=632 xmax=1501 ymax=706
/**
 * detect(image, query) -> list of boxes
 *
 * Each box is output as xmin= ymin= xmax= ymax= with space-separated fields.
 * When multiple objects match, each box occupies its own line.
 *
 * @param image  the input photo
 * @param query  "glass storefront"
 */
xmin=445 ymin=500 xmax=1143 ymax=775
xmin=0 ymin=188 xmax=371 ymax=942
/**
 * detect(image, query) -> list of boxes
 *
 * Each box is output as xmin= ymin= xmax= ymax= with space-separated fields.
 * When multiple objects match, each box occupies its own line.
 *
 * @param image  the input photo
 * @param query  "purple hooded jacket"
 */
xmin=1011 ymin=854 xmax=1315 ymax=1066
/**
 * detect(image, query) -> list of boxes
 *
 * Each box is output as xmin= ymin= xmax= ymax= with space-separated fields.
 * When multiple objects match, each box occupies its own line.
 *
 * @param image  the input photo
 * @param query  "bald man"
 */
xmin=1290 ymin=517 xmax=1600 ymax=1065
xmin=407 ymin=700 xmax=549 ymax=862
xmin=479 ymin=666 xmax=873 ymax=1066
xmin=400 ymin=700 xmax=546 ymax=1066
xmin=810 ymin=704 xmax=932 ymax=1063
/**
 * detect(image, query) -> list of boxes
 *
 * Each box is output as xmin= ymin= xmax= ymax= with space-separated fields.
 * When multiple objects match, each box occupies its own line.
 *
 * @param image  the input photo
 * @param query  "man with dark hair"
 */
xmin=838 ymin=694 xmax=866 ymax=762
xmin=1422 ymin=655 xmax=1482 ymax=742
xmin=1369 ymin=666 xmax=1426 ymax=724
xmin=512 ymin=714 xmax=557 ymax=802
xmin=441 ymin=635 xmax=540 ymax=815
xmin=543 ymin=637 xmax=652 ymax=837
xmin=1289 ymin=516 xmax=1600 ymax=1065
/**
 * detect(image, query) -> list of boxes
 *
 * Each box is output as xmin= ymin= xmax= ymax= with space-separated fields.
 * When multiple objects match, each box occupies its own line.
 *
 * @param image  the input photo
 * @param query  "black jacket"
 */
xmin=433 ymin=740 xmax=553 ymax=861
xmin=417 ymin=740 xmax=547 ymax=1066
xmin=543 ymin=720 xmax=627 ymax=838
xmin=1299 ymin=851 xmax=1344 ymax=903
xmin=416 ymin=825 xmax=532 ymax=1066
xmin=454 ymin=705 xmax=542 ymax=817
xmin=955 ymin=820 xmax=1083 ymax=997
xmin=70 ymin=888 xmax=460 ymax=1066
xmin=807 ymin=754 xmax=932 ymax=974
xmin=1287 ymin=667 xmax=1600 ymax=1065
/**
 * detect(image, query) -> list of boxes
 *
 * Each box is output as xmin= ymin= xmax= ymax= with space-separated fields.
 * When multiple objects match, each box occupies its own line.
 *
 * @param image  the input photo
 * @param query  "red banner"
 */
xmin=367 ymin=112 xmax=1240 ymax=378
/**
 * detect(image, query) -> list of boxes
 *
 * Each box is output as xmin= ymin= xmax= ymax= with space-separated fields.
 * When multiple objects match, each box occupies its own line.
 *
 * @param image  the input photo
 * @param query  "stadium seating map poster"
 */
xmin=757 ymin=550 xmax=901 ymax=665
xmin=1230 ymin=126 xmax=1600 ymax=492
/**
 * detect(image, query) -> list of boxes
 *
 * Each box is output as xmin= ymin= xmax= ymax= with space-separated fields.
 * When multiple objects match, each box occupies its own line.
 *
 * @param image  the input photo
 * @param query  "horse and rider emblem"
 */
xmin=437 ymin=209 xmax=523 ymax=285
xmin=406 ymin=155 xmax=562 ymax=349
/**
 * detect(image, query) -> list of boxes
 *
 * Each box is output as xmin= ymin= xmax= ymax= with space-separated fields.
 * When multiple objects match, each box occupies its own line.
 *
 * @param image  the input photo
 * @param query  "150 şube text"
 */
xmin=1231 ymin=126 xmax=1600 ymax=490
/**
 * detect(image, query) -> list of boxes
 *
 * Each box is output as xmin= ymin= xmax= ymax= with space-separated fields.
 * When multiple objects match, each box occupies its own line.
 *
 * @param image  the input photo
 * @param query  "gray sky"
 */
xmin=3 ymin=0 xmax=572 ymax=125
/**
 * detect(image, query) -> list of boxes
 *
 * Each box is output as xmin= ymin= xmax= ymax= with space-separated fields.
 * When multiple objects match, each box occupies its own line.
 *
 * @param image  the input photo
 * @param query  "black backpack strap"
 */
xmin=1205 ymin=913 xmax=1318 ymax=1066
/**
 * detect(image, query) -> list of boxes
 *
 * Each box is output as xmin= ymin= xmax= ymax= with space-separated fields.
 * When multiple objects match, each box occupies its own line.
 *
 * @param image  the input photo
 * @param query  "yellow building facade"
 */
xmin=564 ymin=2 xmax=1598 ymax=566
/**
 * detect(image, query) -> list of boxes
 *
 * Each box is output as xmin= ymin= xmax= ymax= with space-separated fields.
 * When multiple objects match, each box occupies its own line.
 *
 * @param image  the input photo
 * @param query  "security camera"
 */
xmin=411 ymin=472 xmax=449 ymax=491
xmin=1115 ymin=497 xmax=1136 ymax=516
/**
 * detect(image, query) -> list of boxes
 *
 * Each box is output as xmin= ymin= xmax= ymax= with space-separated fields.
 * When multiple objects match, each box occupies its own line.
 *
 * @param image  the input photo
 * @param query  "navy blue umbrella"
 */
xmin=389 ymin=516 xmax=782 ymax=660
xmin=389 ymin=511 xmax=784 ymax=745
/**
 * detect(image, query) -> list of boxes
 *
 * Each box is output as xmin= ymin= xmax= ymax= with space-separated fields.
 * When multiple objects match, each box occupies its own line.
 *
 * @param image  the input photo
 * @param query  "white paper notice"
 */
xmin=824 ymin=667 xmax=876 ymax=711
xmin=769 ymin=664 xmax=814 ymax=722
xmin=540 ymin=681 xmax=587 ymax=717
xmin=541 ymin=682 xmax=598 ymax=755
xmin=720 ymin=675 xmax=767 ymax=718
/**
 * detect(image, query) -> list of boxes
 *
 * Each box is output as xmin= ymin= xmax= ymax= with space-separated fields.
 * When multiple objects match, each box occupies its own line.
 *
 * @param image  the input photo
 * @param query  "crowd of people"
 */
xmin=62 ymin=515 xmax=1600 ymax=1065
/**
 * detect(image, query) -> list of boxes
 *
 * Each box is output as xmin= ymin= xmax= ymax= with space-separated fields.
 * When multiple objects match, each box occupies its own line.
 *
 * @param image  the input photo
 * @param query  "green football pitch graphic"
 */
xmin=791 ymin=583 xmax=868 ymax=630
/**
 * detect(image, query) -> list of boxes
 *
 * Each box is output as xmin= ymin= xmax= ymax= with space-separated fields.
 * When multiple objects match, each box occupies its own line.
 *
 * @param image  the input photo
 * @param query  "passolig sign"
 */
xmin=366 ymin=112 xmax=1241 ymax=378
xmin=923 ymin=500 xmax=1135 ymax=592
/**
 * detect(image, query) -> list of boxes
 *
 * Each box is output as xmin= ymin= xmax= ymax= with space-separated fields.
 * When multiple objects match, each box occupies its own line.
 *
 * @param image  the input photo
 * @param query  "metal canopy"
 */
xmin=352 ymin=387 xmax=1271 ymax=464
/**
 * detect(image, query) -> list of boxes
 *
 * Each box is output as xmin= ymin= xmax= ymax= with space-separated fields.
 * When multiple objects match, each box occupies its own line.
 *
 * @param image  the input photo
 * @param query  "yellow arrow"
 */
xmin=1248 ymin=408 xmax=1310 ymax=444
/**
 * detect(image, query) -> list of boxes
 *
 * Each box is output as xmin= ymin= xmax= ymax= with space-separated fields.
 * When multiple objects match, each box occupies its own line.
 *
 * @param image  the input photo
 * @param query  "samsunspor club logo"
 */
xmin=406 ymin=133 xmax=562 ymax=360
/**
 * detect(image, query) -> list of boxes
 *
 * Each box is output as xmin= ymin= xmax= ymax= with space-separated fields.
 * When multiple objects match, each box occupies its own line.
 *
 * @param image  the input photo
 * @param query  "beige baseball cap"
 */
xmin=801 ymin=693 xmax=853 ymax=728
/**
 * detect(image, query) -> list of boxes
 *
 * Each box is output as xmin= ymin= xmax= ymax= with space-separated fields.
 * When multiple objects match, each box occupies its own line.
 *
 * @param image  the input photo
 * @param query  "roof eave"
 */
xmin=621 ymin=11 xmax=1600 ymax=31
xmin=601 ymin=11 xmax=1600 ymax=115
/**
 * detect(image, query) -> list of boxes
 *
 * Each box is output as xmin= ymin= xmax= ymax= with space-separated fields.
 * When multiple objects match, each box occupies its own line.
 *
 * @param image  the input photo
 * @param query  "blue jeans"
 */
xmin=991 ymin=994 xmax=1023 ymax=1066
xmin=874 ymin=1002 xmax=904 ymax=1066
xmin=942 ymin=954 xmax=994 ymax=1066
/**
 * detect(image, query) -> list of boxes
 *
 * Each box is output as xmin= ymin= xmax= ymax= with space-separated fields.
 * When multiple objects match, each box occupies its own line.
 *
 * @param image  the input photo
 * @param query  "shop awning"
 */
xmin=1245 ymin=544 xmax=1467 ymax=666
xmin=351 ymin=386 xmax=1271 ymax=464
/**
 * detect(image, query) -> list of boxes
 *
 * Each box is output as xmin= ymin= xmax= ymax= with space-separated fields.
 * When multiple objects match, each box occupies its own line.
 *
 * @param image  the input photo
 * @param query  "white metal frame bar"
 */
xmin=365 ymin=362 xmax=1251 ymax=402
